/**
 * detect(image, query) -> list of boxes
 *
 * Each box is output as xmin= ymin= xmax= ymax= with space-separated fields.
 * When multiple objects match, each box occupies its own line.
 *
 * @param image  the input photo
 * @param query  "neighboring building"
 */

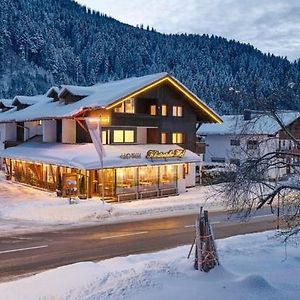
xmin=0 ymin=72 xmax=222 ymax=201
xmin=198 ymin=110 xmax=300 ymax=178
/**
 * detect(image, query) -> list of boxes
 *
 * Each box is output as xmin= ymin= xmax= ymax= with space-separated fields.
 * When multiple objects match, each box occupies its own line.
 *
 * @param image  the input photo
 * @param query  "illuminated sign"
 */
xmin=120 ymin=153 xmax=142 ymax=159
xmin=146 ymin=149 xmax=186 ymax=160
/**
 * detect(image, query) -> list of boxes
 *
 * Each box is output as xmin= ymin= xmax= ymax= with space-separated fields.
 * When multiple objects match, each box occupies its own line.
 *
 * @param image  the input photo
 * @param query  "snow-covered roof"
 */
xmin=0 ymin=99 xmax=14 ymax=108
xmin=198 ymin=111 xmax=300 ymax=136
xmin=0 ymin=143 xmax=201 ymax=170
xmin=12 ymin=95 xmax=51 ymax=106
xmin=46 ymin=87 xmax=60 ymax=97
xmin=0 ymin=72 xmax=222 ymax=123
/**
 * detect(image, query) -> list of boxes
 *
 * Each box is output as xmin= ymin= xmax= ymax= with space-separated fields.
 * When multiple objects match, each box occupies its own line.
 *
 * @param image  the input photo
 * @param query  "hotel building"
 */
xmin=0 ymin=72 xmax=222 ymax=201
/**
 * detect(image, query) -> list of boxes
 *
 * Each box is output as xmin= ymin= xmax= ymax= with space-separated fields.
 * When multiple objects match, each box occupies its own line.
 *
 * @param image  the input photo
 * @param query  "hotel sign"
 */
xmin=146 ymin=149 xmax=186 ymax=160
xmin=120 ymin=153 xmax=142 ymax=159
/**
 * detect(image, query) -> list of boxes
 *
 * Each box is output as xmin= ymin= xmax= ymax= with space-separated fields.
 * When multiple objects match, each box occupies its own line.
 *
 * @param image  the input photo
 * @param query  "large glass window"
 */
xmin=113 ymin=130 xmax=135 ymax=143
xmin=159 ymin=165 xmax=176 ymax=188
xmin=114 ymin=98 xmax=135 ymax=113
xmin=172 ymin=132 xmax=184 ymax=144
xmin=139 ymin=166 xmax=158 ymax=191
xmin=116 ymin=167 xmax=138 ymax=194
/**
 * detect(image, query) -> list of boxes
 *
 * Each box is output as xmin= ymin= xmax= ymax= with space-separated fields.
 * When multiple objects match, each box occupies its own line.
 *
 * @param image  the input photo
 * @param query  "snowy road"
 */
xmin=0 ymin=210 xmax=276 ymax=282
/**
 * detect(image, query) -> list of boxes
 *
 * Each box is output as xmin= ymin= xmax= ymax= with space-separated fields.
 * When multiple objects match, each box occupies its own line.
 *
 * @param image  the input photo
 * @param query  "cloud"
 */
xmin=76 ymin=0 xmax=300 ymax=60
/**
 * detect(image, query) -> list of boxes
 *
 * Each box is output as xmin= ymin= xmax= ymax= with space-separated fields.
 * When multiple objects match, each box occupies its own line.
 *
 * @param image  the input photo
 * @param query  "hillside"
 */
xmin=0 ymin=0 xmax=299 ymax=113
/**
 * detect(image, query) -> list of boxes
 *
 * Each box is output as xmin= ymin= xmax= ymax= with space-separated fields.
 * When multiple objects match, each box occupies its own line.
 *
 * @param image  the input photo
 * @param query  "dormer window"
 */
xmin=114 ymin=98 xmax=135 ymax=113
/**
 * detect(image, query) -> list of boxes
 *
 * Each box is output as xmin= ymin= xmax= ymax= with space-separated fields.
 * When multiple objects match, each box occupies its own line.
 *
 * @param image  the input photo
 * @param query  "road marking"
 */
xmin=185 ymin=225 xmax=195 ymax=228
xmin=10 ymin=237 xmax=33 ymax=241
xmin=185 ymin=221 xmax=220 ymax=228
xmin=253 ymin=214 xmax=274 ymax=219
xmin=101 ymin=231 xmax=148 ymax=240
xmin=0 ymin=245 xmax=48 ymax=255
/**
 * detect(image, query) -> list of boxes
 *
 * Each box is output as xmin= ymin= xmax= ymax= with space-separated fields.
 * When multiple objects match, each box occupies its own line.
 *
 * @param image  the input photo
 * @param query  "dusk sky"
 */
xmin=76 ymin=0 xmax=300 ymax=61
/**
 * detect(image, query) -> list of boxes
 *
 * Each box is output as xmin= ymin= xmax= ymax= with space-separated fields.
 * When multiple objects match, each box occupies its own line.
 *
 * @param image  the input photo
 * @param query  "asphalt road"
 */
xmin=0 ymin=209 xmax=277 ymax=282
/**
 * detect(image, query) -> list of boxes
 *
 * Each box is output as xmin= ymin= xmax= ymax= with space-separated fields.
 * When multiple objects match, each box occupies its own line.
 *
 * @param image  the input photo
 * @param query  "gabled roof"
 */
xmin=46 ymin=87 xmax=60 ymax=97
xmin=0 ymin=99 xmax=14 ymax=109
xmin=198 ymin=111 xmax=300 ymax=136
xmin=12 ymin=95 xmax=51 ymax=106
xmin=0 ymin=72 xmax=222 ymax=123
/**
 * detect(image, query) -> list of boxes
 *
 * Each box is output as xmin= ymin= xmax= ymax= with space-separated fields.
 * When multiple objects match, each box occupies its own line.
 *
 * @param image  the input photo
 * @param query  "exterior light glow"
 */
xmin=106 ymin=76 xmax=222 ymax=124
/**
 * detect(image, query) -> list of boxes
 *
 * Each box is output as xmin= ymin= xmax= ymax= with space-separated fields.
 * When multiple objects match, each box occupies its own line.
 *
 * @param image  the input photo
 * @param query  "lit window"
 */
xmin=161 ymin=132 xmax=167 ymax=144
xmin=38 ymin=120 xmax=42 ymax=126
xmin=113 ymin=130 xmax=135 ymax=143
xmin=101 ymin=131 xmax=108 ymax=144
xmin=124 ymin=98 xmax=135 ymax=113
xmin=161 ymin=105 xmax=167 ymax=116
xmin=150 ymin=105 xmax=157 ymax=116
xmin=114 ymin=98 xmax=135 ymax=113
xmin=173 ymin=106 xmax=183 ymax=117
xmin=172 ymin=133 xmax=183 ymax=144
xmin=124 ymin=130 xmax=134 ymax=143
xmin=113 ymin=130 xmax=124 ymax=143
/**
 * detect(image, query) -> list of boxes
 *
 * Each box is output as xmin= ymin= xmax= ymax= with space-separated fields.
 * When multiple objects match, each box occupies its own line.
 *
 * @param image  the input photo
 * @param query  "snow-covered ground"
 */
xmin=0 ymin=231 xmax=298 ymax=300
xmin=0 ymin=174 xmax=223 ymax=236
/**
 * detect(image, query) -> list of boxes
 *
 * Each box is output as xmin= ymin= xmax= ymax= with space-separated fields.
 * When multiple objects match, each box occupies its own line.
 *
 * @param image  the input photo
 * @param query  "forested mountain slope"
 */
xmin=0 ymin=0 xmax=299 ymax=113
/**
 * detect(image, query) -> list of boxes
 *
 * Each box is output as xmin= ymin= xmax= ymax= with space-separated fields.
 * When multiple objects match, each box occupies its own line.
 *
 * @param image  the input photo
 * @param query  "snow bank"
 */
xmin=0 ymin=231 xmax=298 ymax=300
xmin=0 ymin=175 xmax=223 ymax=235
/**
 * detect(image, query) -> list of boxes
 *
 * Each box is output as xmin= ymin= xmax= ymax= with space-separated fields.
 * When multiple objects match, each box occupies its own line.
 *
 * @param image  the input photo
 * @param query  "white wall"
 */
xmin=62 ymin=119 xmax=76 ymax=143
xmin=185 ymin=163 xmax=196 ymax=187
xmin=136 ymin=127 xmax=147 ymax=144
xmin=43 ymin=120 xmax=57 ymax=142
xmin=4 ymin=122 xmax=16 ymax=142
xmin=24 ymin=121 xmax=42 ymax=140
xmin=204 ymin=135 xmax=232 ymax=163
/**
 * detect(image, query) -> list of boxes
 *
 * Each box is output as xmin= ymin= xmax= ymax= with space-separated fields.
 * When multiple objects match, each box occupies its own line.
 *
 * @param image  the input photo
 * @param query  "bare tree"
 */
xmin=217 ymin=82 xmax=300 ymax=240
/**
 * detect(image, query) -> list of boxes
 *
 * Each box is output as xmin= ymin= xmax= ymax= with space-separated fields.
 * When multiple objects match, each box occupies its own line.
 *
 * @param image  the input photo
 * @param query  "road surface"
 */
xmin=0 ymin=209 xmax=277 ymax=282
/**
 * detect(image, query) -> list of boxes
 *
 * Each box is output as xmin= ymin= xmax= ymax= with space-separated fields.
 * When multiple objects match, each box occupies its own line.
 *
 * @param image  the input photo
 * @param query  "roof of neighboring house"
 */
xmin=46 ymin=87 xmax=60 ymax=97
xmin=0 ymin=143 xmax=201 ymax=170
xmin=0 ymin=72 xmax=222 ymax=123
xmin=198 ymin=111 xmax=300 ymax=136
xmin=0 ymin=99 xmax=14 ymax=109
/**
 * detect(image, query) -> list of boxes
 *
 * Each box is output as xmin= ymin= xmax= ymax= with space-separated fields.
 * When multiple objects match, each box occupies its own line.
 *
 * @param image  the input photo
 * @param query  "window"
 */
xmin=230 ymin=139 xmax=240 ymax=146
xmin=173 ymin=106 xmax=183 ymax=117
xmin=113 ymin=130 xmax=135 ymax=143
xmin=101 ymin=130 xmax=110 ymax=144
xmin=161 ymin=132 xmax=167 ymax=144
xmin=124 ymin=130 xmax=134 ymax=143
xmin=247 ymin=140 xmax=258 ymax=150
xmin=114 ymin=98 xmax=135 ymax=113
xmin=230 ymin=158 xmax=240 ymax=166
xmin=150 ymin=105 xmax=157 ymax=116
xmin=161 ymin=105 xmax=168 ymax=116
xmin=183 ymin=163 xmax=189 ymax=175
xmin=172 ymin=132 xmax=184 ymax=144
xmin=211 ymin=157 xmax=226 ymax=163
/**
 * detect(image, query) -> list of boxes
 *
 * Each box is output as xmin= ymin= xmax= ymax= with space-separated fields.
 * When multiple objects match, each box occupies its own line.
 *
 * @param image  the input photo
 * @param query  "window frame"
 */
xmin=172 ymin=106 xmax=183 ymax=117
